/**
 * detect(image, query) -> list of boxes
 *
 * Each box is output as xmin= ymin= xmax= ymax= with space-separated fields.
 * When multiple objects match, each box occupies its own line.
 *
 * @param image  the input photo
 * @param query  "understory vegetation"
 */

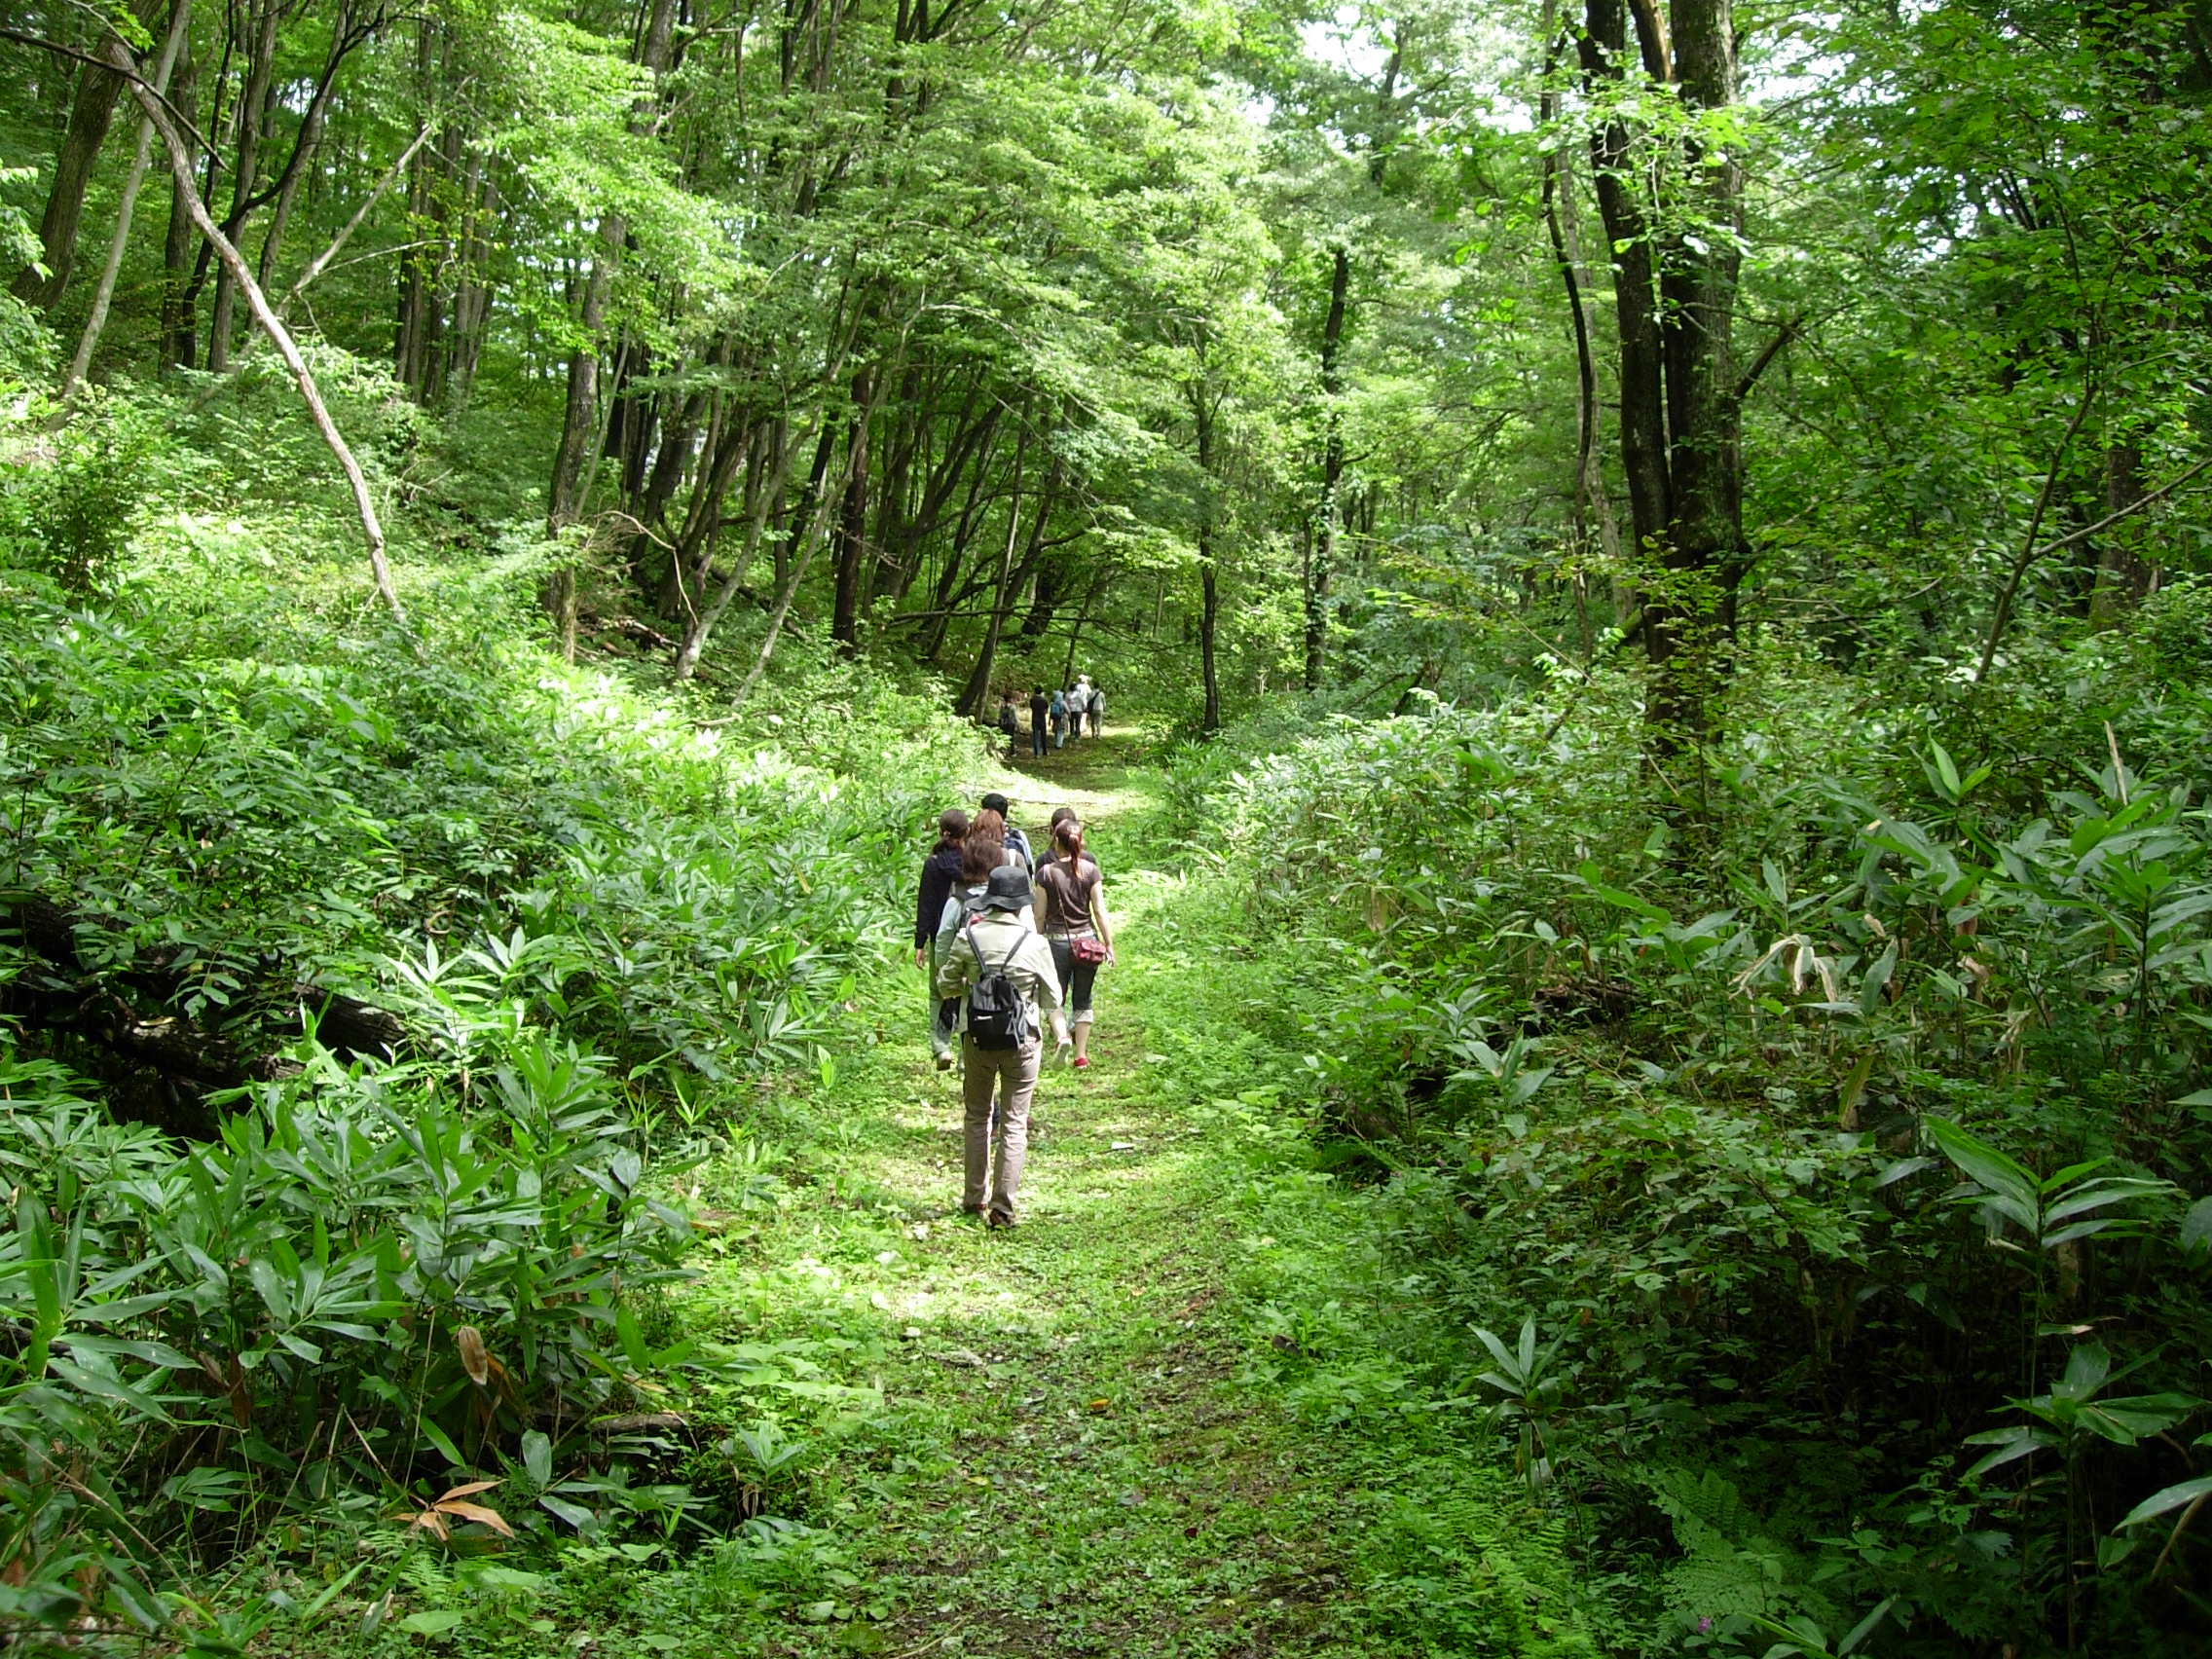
xmin=1161 ymin=620 xmax=2212 ymax=1654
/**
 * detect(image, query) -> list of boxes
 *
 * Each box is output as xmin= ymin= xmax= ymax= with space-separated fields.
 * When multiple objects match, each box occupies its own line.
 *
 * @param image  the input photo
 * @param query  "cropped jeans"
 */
xmin=1048 ymin=936 xmax=1099 ymax=1024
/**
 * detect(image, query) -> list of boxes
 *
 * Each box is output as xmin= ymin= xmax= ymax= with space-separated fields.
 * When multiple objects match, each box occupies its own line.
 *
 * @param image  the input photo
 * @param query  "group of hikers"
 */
xmin=913 ymin=791 xmax=1115 ymax=1229
xmin=995 ymin=674 xmax=1104 ymax=757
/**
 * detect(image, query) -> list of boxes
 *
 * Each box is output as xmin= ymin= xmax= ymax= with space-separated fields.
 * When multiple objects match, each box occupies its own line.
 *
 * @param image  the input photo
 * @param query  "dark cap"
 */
xmin=981 ymin=866 xmax=1032 ymax=912
xmin=979 ymin=792 xmax=1011 ymax=815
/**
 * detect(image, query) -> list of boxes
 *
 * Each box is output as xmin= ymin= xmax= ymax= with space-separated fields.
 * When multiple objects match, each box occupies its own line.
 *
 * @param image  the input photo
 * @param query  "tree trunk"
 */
xmin=830 ymin=367 xmax=874 ymax=649
xmin=675 ymin=416 xmax=798 ymax=682
xmin=1579 ymin=0 xmax=1746 ymax=799
xmin=124 ymin=40 xmax=405 ymax=627
xmin=735 ymin=426 xmax=857 ymax=703
xmin=277 ymin=121 xmax=434 ymax=324
xmin=1198 ymin=537 xmax=1222 ymax=734
xmin=10 ymin=0 xmax=164 ymax=308
xmin=205 ymin=0 xmax=282 ymax=373
xmin=2090 ymin=441 xmax=2156 ymax=621
xmin=63 ymin=0 xmax=194 ymax=400
xmin=1304 ymin=244 xmax=1349 ymax=690
xmin=543 ymin=0 xmax=681 ymax=651
xmin=157 ymin=26 xmax=200 ymax=369
xmin=1195 ymin=390 xmax=1223 ymax=733
xmin=957 ymin=424 xmax=1029 ymax=718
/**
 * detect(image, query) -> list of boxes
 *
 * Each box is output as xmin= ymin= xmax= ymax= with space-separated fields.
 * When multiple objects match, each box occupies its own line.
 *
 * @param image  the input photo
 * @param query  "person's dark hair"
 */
xmin=937 ymin=808 xmax=969 ymax=845
xmin=1052 ymin=818 xmax=1087 ymax=870
xmin=961 ymin=834 xmax=1004 ymax=883
xmin=1049 ymin=805 xmax=1077 ymax=829
xmin=971 ymin=807 xmax=1008 ymax=844
xmin=979 ymin=792 xmax=1010 ymax=816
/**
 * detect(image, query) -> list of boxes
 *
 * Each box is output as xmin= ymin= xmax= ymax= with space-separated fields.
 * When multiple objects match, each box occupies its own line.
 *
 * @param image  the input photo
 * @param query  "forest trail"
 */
xmin=695 ymin=731 xmax=1383 ymax=1658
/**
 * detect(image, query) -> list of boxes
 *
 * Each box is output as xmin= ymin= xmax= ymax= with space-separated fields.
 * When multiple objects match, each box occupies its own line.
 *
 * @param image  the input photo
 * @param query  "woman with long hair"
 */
xmin=1033 ymin=817 xmax=1115 ymax=1069
xmin=915 ymin=808 xmax=971 ymax=1069
xmin=969 ymin=807 xmax=1020 ymax=868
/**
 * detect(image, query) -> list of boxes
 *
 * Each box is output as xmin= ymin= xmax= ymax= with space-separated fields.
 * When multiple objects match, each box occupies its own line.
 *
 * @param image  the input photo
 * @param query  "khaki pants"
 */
xmin=961 ymin=1036 xmax=1040 ymax=1220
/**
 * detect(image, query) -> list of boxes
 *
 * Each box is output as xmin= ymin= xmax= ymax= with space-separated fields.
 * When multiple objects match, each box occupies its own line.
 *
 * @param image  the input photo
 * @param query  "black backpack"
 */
xmin=964 ymin=926 xmax=1034 ymax=1051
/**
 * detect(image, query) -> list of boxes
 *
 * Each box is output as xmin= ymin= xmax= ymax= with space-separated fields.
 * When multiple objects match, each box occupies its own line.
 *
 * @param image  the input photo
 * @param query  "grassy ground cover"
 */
xmin=602 ymin=732 xmax=1597 ymax=1658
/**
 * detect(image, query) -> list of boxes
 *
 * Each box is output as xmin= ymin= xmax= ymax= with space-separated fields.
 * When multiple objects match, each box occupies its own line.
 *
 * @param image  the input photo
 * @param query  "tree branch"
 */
xmin=1734 ymin=314 xmax=1803 ymax=404
xmin=0 ymin=25 xmax=221 ymax=168
xmin=1975 ymin=385 xmax=2097 ymax=683
xmin=1977 ymin=448 xmax=2210 ymax=683
xmin=120 ymin=40 xmax=408 ymax=630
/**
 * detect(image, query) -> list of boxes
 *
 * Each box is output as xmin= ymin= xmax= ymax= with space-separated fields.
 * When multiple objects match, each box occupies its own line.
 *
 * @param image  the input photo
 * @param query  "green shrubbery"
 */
xmin=0 ymin=369 xmax=999 ymax=1645
xmin=1174 ymin=648 xmax=2212 ymax=1654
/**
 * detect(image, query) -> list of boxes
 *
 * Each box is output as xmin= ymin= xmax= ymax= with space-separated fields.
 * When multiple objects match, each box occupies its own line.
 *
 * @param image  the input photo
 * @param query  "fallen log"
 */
xmin=0 ymin=893 xmax=407 ymax=1131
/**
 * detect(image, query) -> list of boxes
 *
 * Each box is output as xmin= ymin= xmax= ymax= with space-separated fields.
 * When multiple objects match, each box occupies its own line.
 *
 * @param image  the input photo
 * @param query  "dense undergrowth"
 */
xmin=0 ymin=338 xmax=1007 ymax=1647
xmin=1159 ymin=612 xmax=2212 ymax=1656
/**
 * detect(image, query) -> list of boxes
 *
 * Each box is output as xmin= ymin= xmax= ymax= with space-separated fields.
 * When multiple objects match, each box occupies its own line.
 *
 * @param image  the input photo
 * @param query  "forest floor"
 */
xmin=682 ymin=729 xmax=1419 ymax=1657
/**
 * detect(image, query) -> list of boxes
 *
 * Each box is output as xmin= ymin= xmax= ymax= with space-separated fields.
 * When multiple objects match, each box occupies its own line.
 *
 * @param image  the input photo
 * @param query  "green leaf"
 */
xmin=396 ymin=1609 xmax=467 ymax=1635
xmin=2120 ymin=1473 xmax=2212 ymax=1528
xmin=419 ymin=1418 xmax=467 ymax=1470
xmin=2178 ymin=1195 xmax=2212 ymax=1254
xmin=1925 ymin=1116 xmax=2039 ymax=1226
xmin=2043 ymin=1177 xmax=2173 ymax=1226
xmin=523 ymin=1429 xmax=553 ymax=1488
xmin=538 ymin=1493 xmax=596 ymax=1530
xmin=1929 ymin=740 xmax=1963 ymax=800
xmin=1963 ymin=1423 xmax=2055 ymax=1479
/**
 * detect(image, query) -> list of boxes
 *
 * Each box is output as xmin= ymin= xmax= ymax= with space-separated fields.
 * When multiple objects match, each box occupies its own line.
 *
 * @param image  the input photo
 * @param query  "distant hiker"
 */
xmin=935 ymin=866 xmax=1067 ymax=1227
xmin=1062 ymin=680 xmax=1085 ymax=743
xmin=1049 ymin=687 xmax=1067 ymax=748
xmin=1071 ymin=674 xmax=1094 ymax=740
xmin=1034 ymin=817 xmax=1115 ymax=1071
xmin=1028 ymin=686 xmax=1050 ymax=757
xmin=1088 ymin=682 xmax=1105 ymax=737
xmin=980 ymin=793 xmax=1034 ymax=874
xmin=915 ymin=809 xmax=971 ymax=1068
xmin=996 ymin=693 xmax=1018 ymax=756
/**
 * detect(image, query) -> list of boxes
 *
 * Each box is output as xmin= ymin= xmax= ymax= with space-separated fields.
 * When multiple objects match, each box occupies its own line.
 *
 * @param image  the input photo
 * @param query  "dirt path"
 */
xmin=701 ymin=734 xmax=1379 ymax=1657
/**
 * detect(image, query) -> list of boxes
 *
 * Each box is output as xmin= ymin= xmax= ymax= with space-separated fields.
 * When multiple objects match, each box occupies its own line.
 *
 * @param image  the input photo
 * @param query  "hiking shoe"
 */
xmin=984 ymin=1211 xmax=1015 ymax=1230
xmin=935 ymin=1051 xmax=956 ymax=1073
xmin=1072 ymin=1055 xmax=1091 ymax=1070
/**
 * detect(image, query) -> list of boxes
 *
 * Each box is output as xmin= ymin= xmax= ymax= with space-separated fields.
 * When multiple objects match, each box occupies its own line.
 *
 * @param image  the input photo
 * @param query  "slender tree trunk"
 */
xmin=1198 ymin=538 xmax=1222 ymax=734
xmin=278 ymin=121 xmax=434 ymax=322
xmin=63 ymin=0 xmax=194 ymax=401
xmin=1304 ymin=245 xmax=1349 ymax=690
xmin=10 ymin=0 xmax=164 ymax=308
xmin=675 ymin=417 xmax=798 ymax=681
xmin=543 ymin=0 xmax=680 ymax=651
xmin=2090 ymin=441 xmax=2156 ymax=621
xmin=124 ymin=42 xmax=405 ymax=627
xmin=735 ymin=427 xmax=858 ymax=702
xmin=156 ymin=27 xmax=201 ymax=369
xmin=830 ymin=366 xmax=874 ymax=649
xmin=206 ymin=0 xmax=282 ymax=373
xmin=958 ymin=424 xmax=1030 ymax=718
xmin=542 ymin=236 xmax=615 ymax=659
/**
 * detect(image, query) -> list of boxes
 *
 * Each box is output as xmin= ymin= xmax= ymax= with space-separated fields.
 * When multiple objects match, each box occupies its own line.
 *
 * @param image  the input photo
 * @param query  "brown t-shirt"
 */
xmin=1037 ymin=856 xmax=1101 ymax=936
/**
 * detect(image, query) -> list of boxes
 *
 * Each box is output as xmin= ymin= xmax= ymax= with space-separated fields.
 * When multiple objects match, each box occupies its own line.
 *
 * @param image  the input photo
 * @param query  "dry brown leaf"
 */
xmin=455 ymin=1325 xmax=492 ymax=1387
xmin=433 ymin=1500 xmax=515 ymax=1537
